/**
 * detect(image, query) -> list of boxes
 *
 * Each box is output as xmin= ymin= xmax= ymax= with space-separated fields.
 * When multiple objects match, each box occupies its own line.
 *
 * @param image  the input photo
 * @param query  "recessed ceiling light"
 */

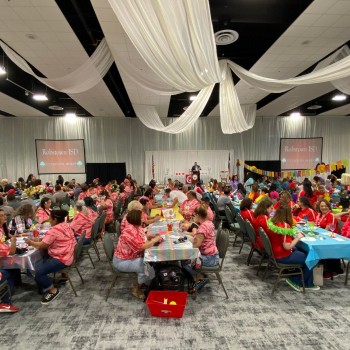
xmin=0 ymin=66 xmax=6 ymax=75
xmin=290 ymin=112 xmax=301 ymax=117
xmin=189 ymin=95 xmax=197 ymax=101
xmin=215 ymin=30 xmax=239 ymax=45
xmin=33 ymin=94 xmax=48 ymax=101
xmin=332 ymin=94 xmax=347 ymax=101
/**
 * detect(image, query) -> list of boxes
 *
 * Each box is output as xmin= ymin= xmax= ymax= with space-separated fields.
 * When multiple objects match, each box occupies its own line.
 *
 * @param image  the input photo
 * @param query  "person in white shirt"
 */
xmin=169 ymin=185 xmax=187 ymax=206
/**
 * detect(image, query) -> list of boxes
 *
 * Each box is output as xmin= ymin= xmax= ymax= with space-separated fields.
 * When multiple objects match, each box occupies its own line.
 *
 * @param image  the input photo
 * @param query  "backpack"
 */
xmin=154 ymin=265 xmax=185 ymax=291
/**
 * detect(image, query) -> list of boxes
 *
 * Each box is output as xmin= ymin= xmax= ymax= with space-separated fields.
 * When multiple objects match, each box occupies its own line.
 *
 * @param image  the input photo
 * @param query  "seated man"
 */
xmin=169 ymin=184 xmax=188 ymax=207
xmin=217 ymin=188 xmax=232 ymax=216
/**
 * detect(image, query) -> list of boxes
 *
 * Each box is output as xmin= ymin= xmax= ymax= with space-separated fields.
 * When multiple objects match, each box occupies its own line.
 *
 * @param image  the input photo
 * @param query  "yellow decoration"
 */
xmin=317 ymin=164 xmax=326 ymax=173
xmin=331 ymin=163 xmax=337 ymax=171
xmin=343 ymin=159 xmax=349 ymax=167
xmin=169 ymin=301 xmax=177 ymax=305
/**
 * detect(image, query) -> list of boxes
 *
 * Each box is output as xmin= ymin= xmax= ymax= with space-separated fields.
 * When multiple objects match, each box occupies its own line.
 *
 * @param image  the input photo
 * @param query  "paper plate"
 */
xmin=301 ymin=237 xmax=316 ymax=242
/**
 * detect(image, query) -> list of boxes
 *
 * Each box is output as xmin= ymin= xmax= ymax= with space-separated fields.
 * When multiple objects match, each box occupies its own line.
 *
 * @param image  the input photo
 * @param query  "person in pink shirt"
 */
xmin=99 ymin=190 xmax=114 ymax=225
xmin=118 ymin=184 xmax=128 ymax=207
xmin=35 ymin=197 xmax=52 ymax=224
xmin=113 ymin=209 xmax=162 ymax=299
xmin=70 ymin=200 xmax=94 ymax=245
xmin=123 ymin=180 xmax=132 ymax=196
xmin=27 ymin=210 xmax=76 ymax=305
xmin=179 ymin=190 xmax=200 ymax=220
xmin=139 ymin=189 xmax=161 ymax=212
xmin=139 ymin=198 xmax=161 ymax=226
xmin=184 ymin=205 xmax=219 ymax=291
xmin=78 ymin=184 xmax=89 ymax=201
xmin=200 ymin=197 xmax=214 ymax=222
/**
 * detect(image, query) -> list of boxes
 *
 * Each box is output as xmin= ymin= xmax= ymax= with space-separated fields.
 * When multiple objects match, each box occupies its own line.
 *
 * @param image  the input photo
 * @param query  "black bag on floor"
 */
xmin=154 ymin=265 xmax=185 ymax=291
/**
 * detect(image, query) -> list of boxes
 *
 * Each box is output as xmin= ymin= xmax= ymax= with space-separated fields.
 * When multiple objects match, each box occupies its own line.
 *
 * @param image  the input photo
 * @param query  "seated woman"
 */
xmin=248 ymin=183 xmax=260 ymax=202
xmin=0 ymin=209 xmax=19 ymax=312
xmin=36 ymin=197 xmax=52 ymax=224
xmin=315 ymin=199 xmax=343 ymax=278
xmin=78 ymin=184 xmax=89 ymax=201
xmin=240 ymin=198 xmax=254 ymax=224
xmin=265 ymin=205 xmax=319 ymax=291
xmin=254 ymin=188 xmax=269 ymax=204
xmin=139 ymin=189 xmax=161 ymax=212
xmin=179 ymin=190 xmax=200 ymax=220
xmin=185 ymin=205 xmax=219 ymax=290
xmin=229 ymin=174 xmax=240 ymax=191
xmin=298 ymin=181 xmax=317 ymax=208
xmin=27 ymin=210 xmax=76 ymax=305
xmin=180 ymin=221 xmax=199 ymax=235
xmin=99 ymin=190 xmax=114 ymax=226
xmin=292 ymin=196 xmax=316 ymax=222
xmin=269 ymin=184 xmax=279 ymax=203
xmin=70 ymin=200 xmax=94 ymax=245
xmin=113 ymin=209 xmax=162 ymax=299
xmin=8 ymin=204 xmax=35 ymax=235
xmin=274 ymin=191 xmax=294 ymax=210
xmin=252 ymin=198 xmax=274 ymax=250
xmin=139 ymin=198 xmax=161 ymax=226
xmin=236 ymin=183 xmax=246 ymax=200
xmin=200 ymin=197 xmax=214 ymax=221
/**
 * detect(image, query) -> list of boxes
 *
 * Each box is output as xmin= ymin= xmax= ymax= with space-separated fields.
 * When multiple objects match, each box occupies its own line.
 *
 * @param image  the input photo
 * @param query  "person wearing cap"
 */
xmin=27 ymin=210 xmax=76 ymax=305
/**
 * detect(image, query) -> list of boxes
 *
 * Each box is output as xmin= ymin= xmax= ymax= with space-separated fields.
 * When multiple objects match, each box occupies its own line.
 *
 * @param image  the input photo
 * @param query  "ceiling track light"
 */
xmin=332 ymin=94 xmax=347 ymax=101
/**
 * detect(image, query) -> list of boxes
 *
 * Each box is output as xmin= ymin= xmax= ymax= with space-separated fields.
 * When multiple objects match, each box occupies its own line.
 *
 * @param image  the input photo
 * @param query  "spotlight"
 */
xmin=33 ymin=94 xmax=48 ymax=101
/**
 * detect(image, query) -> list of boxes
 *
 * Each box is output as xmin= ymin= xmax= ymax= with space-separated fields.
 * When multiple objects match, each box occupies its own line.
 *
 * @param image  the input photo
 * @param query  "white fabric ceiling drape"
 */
xmin=109 ymin=0 xmax=350 ymax=135
xmin=0 ymin=39 xmax=114 ymax=94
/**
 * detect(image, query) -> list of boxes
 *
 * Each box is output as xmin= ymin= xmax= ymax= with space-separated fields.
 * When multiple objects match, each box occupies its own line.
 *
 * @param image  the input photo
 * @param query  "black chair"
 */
xmin=259 ymin=228 xmax=305 ymax=294
xmin=114 ymin=198 xmax=123 ymax=221
xmin=244 ymin=220 xmax=265 ymax=275
xmin=53 ymin=231 xmax=86 ymax=296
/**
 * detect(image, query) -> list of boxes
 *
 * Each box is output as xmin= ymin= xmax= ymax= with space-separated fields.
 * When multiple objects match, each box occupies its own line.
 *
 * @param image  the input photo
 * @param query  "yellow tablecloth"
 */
xmin=150 ymin=206 xmax=184 ymax=221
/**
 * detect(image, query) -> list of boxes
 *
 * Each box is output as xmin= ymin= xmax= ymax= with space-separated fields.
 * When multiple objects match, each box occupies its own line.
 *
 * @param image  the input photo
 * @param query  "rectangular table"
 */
xmin=0 ymin=248 xmax=45 ymax=271
xmin=144 ymin=231 xmax=199 ymax=263
xmin=297 ymin=227 xmax=350 ymax=269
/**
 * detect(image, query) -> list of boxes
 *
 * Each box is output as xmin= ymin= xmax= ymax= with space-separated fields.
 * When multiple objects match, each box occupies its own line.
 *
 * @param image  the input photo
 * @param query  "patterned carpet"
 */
xmin=1 ymin=232 xmax=350 ymax=350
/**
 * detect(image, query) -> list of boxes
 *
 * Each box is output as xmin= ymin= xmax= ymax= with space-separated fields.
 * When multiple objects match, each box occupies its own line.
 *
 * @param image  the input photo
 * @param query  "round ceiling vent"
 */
xmin=307 ymin=104 xmax=322 ymax=110
xmin=215 ymin=30 xmax=239 ymax=45
xmin=49 ymin=105 xmax=64 ymax=111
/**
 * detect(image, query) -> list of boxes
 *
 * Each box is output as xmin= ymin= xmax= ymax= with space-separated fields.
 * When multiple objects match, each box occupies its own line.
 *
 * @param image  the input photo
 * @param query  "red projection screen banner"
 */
xmin=280 ymin=138 xmax=323 ymax=170
xmin=35 ymin=139 xmax=86 ymax=174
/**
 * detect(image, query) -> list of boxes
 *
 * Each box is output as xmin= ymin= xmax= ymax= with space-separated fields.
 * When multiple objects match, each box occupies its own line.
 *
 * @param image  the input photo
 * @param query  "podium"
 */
xmin=191 ymin=171 xmax=200 ymax=185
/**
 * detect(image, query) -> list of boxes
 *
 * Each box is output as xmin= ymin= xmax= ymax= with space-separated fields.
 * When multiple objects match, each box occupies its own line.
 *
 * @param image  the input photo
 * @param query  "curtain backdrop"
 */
xmin=1 ymin=116 xmax=350 ymax=185
xmin=144 ymin=150 xmax=232 ymax=184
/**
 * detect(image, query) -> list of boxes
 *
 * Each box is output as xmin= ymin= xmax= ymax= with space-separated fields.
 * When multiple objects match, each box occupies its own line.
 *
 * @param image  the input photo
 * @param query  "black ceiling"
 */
xmin=1 ymin=0 xmax=350 ymax=120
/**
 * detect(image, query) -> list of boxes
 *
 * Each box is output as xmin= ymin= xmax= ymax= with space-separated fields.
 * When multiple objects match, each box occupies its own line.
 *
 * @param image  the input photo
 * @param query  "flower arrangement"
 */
xmin=23 ymin=185 xmax=46 ymax=198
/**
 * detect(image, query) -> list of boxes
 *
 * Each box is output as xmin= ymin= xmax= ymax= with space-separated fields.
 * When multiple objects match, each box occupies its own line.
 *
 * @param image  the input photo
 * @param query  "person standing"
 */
xmin=191 ymin=162 xmax=202 ymax=182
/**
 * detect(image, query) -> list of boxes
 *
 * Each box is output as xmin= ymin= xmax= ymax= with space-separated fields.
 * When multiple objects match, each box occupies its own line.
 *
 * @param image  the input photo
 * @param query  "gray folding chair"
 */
xmin=53 ymin=231 xmax=86 ymax=297
xmin=103 ymin=233 xmax=136 ymax=301
xmin=259 ymin=228 xmax=305 ymax=294
xmin=235 ymin=213 xmax=249 ymax=253
xmin=201 ymin=229 xmax=229 ymax=299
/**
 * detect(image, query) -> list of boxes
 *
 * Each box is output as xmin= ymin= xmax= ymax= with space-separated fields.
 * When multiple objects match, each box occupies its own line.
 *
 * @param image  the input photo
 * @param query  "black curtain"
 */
xmin=86 ymin=163 xmax=126 ymax=185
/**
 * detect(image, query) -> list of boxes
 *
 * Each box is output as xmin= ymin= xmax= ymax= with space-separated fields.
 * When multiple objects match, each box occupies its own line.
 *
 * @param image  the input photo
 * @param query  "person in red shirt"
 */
xmin=274 ymin=191 xmax=294 ymax=210
xmin=292 ymin=196 xmax=316 ymax=222
xmin=315 ymin=200 xmax=343 ymax=278
xmin=35 ymin=197 xmax=52 ymax=224
xmin=253 ymin=198 xmax=274 ymax=250
xmin=297 ymin=182 xmax=317 ymax=208
xmin=113 ymin=210 xmax=162 ymax=300
xmin=240 ymin=198 xmax=254 ymax=225
xmin=27 ymin=210 xmax=76 ymax=305
xmin=179 ymin=190 xmax=200 ymax=220
xmin=265 ymin=205 xmax=319 ymax=291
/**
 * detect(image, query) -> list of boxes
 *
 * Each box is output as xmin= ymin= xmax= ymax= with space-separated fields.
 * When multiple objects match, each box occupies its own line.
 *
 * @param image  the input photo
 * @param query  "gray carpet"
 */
xmin=1 ymin=233 xmax=350 ymax=350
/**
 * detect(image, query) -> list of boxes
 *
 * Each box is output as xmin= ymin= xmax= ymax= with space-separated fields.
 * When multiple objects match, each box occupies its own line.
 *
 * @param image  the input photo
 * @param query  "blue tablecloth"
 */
xmin=297 ymin=227 xmax=350 ymax=269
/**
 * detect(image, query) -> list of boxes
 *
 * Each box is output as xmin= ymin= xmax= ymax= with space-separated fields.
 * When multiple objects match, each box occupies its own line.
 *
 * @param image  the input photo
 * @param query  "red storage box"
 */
xmin=146 ymin=291 xmax=188 ymax=318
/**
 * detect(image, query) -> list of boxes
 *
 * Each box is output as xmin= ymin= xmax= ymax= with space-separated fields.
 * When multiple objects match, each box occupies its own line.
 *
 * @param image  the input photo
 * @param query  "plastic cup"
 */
xmin=167 ymin=223 xmax=173 ymax=232
xmin=33 ymin=230 xmax=39 ymax=238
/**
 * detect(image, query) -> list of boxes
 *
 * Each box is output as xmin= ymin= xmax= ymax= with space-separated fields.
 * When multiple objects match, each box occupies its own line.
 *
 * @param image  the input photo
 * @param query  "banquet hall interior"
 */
xmin=1 ymin=0 xmax=350 ymax=349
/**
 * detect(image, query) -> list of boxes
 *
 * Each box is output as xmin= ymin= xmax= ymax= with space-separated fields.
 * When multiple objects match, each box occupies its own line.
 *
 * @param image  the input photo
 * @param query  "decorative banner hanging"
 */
xmin=244 ymin=159 xmax=347 ymax=178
